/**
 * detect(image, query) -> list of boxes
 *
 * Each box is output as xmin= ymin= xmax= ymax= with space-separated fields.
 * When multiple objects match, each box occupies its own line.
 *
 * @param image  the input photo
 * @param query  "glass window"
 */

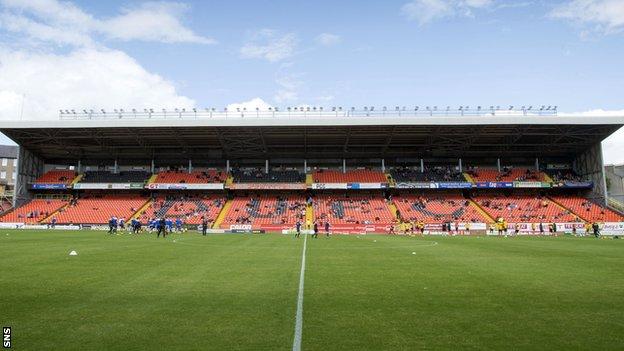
xmin=1 ymin=158 xmax=7 ymax=166
xmin=13 ymin=159 xmax=17 ymax=167
xmin=0 ymin=171 xmax=6 ymax=179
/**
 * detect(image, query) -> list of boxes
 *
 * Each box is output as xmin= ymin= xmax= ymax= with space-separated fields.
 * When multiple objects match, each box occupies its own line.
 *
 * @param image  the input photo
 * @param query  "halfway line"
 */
xmin=292 ymin=232 xmax=308 ymax=351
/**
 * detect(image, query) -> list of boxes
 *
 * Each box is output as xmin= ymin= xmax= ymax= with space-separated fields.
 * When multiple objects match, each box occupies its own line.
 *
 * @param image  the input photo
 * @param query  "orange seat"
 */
xmin=0 ymin=199 xmax=67 ymax=223
xmin=312 ymin=170 xmax=387 ymax=183
xmin=471 ymin=168 xmax=546 ymax=182
xmin=552 ymin=196 xmax=623 ymax=222
xmin=154 ymin=170 xmax=226 ymax=184
xmin=393 ymin=194 xmax=486 ymax=223
xmin=47 ymin=195 xmax=147 ymax=224
xmin=141 ymin=195 xmax=225 ymax=224
xmin=221 ymin=195 xmax=306 ymax=228
xmin=34 ymin=170 xmax=77 ymax=184
xmin=474 ymin=195 xmax=577 ymax=222
xmin=313 ymin=195 xmax=394 ymax=225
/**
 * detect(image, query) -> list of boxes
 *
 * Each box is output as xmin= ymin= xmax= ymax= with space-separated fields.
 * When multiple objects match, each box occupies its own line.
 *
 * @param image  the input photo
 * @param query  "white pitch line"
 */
xmin=292 ymin=232 xmax=308 ymax=351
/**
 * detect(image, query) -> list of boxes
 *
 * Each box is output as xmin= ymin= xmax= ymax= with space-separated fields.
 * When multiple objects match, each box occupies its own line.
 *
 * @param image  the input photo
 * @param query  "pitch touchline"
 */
xmin=292 ymin=232 xmax=308 ymax=351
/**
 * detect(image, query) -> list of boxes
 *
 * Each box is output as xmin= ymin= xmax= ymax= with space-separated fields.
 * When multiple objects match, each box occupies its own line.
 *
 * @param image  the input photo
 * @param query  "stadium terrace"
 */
xmin=1 ymin=107 xmax=624 ymax=235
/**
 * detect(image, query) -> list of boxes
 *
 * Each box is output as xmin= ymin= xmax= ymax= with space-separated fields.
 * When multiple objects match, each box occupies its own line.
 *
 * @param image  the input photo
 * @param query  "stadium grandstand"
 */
xmin=1 ymin=107 xmax=623 ymax=234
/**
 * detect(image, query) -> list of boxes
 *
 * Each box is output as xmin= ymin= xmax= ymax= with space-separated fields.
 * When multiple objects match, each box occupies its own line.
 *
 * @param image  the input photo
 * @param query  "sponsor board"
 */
xmin=347 ymin=183 xmax=389 ymax=189
xmin=551 ymin=181 xmax=593 ymax=188
xmin=475 ymin=182 xmax=514 ymax=188
xmin=31 ymin=183 xmax=67 ymax=190
xmin=600 ymin=222 xmax=624 ymax=236
xmin=437 ymin=182 xmax=473 ymax=189
xmin=74 ymin=183 xmax=144 ymax=190
xmin=310 ymin=182 xmax=389 ymax=190
xmin=513 ymin=181 xmax=551 ymax=188
xmin=395 ymin=182 xmax=438 ymax=189
xmin=311 ymin=183 xmax=348 ymax=189
xmin=147 ymin=183 xmax=224 ymax=190
xmin=229 ymin=224 xmax=252 ymax=231
xmin=0 ymin=223 xmax=24 ymax=229
xmin=229 ymin=183 xmax=307 ymax=190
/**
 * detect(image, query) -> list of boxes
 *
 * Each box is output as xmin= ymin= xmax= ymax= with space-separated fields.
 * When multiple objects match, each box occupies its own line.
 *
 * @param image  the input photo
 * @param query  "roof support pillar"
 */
xmin=304 ymin=159 xmax=307 ymax=173
xmin=114 ymin=159 xmax=118 ymax=174
xmin=265 ymin=159 xmax=269 ymax=174
xmin=420 ymin=159 xmax=424 ymax=173
xmin=151 ymin=159 xmax=155 ymax=174
xmin=381 ymin=159 xmax=385 ymax=172
xmin=459 ymin=158 xmax=463 ymax=173
xmin=497 ymin=158 xmax=501 ymax=172
xmin=188 ymin=159 xmax=192 ymax=173
xmin=343 ymin=159 xmax=346 ymax=173
xmin=535 ymin=157 xmax=539 ymax=171
xmin=77 ymin=159 xmax=82 ymax=173
xmin=226 ymin=160 xmax=230 ymax=173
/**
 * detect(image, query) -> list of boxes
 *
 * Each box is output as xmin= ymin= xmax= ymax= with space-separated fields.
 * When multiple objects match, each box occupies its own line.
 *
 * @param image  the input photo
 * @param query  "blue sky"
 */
xmin=1 ymin=0 xmax=624 ymax=160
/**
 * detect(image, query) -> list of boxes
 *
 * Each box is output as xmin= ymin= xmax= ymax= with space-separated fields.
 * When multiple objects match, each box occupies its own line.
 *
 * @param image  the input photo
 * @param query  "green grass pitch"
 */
xmin=1 ymin=230 xmax=623 ymax=350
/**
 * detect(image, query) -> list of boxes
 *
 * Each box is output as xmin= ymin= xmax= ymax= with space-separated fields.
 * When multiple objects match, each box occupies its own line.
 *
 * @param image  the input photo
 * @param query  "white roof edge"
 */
xmin=1 ymin=115 xmax=624 ymax=129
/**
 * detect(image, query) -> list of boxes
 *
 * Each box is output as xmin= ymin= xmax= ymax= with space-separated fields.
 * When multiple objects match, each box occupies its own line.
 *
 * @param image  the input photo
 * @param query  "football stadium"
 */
xmin=1 ymin=107 xmax=624 ymax=350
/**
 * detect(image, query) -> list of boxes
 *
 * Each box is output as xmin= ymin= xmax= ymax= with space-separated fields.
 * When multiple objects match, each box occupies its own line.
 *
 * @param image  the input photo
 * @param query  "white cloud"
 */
xmin=0 ymin=48 xmax=195 ymax=120
xmin=315 ymin=33 xmax=341 ymax=46
xmin=273 ymin=74 xmax=302 ymax=103
xmin=240 ymin=29 xmax=298 ymax=62
xmin=226 ymin=97 xmax=273 ymax=111
xmin=0 ymin=0 xmax=213 ymax=45
xmin=550 ymin=0 xmax=624 ymax=34
xmin=101 ymin=2 xmax=215 ymax=44
xmin=401 ymin=0 xmax=493 ymax=25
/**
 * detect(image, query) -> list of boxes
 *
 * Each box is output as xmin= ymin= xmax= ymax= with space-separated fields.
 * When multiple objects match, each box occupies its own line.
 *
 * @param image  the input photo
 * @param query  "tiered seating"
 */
xmin=81 ymin=171 xmax=149 ymax=183
xmin=546 ymin=169 xmax=585 ymax=182
xmin=141 ymin=195 xmax=225 ymax=224
xmin=313 ymin=195 xmax=394 ymax=225
xmin=474 ymin=195 xmax=577 ymax=222
xmin=469 ymin=168 xmax=546 ymax=182
xmin=47 ymin=195 xmax=147 ymax=224
xmin=0 ymin=199 xmax=67 ymax=223
xmin=221 ymin=195 xmax=306 ymax=227
xmin=312 ymin=169 xmax=387 ymax=183
xmin=391 ymin=166 xmax=465 ymax=182
xmin=154 ymin=170 xmax=226 ymax=183
xmin=232 ymin=169 xmax=305 ymax=183
xmin=551 ymin=196 xmax=624 ymax=222
xmin=0 ymin=199 xmax=11 ymax=213
xmin=393 ymin=194 xmax=487 ymax=223
xmin=34 ymin=170 xmax=77 ymax=184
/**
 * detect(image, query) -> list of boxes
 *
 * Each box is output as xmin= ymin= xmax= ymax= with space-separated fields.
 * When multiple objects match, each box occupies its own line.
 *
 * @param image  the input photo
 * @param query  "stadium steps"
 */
xmin=39 ymin=202 xmax=70 ymax=223
xmin=225 ymin=175 xmax=234 ymax=186
xmin=306 ymin=202 xmax=314 ymax=225
xmin=146 ymin=174 xmax=158 ymax=185
xmin=546 ymin=197 xmax=582 ymax=221
xmin=305 ymin=174 xmax=314 ymax=186
xmin=388 ymin=200 xmax=400 ymax=221
xmin=386 ymin=173 xmax=396 ymax=187
xmin=463 ymin=172 xmax=475 ymax=183
xmin=131 ymin=198 xmax=154 ymax=220
xmin=213 ymin=199 xmax=232 ymax=228
xmin=468 ymin=199 xmax=495 ymax=222
xmin=542 ymin=173 xmax=554 ymax=183
xmin=607 ymin=197 xmax=624 ymax=216
xmin=70 ymin=174 xmax=83 ymax=186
